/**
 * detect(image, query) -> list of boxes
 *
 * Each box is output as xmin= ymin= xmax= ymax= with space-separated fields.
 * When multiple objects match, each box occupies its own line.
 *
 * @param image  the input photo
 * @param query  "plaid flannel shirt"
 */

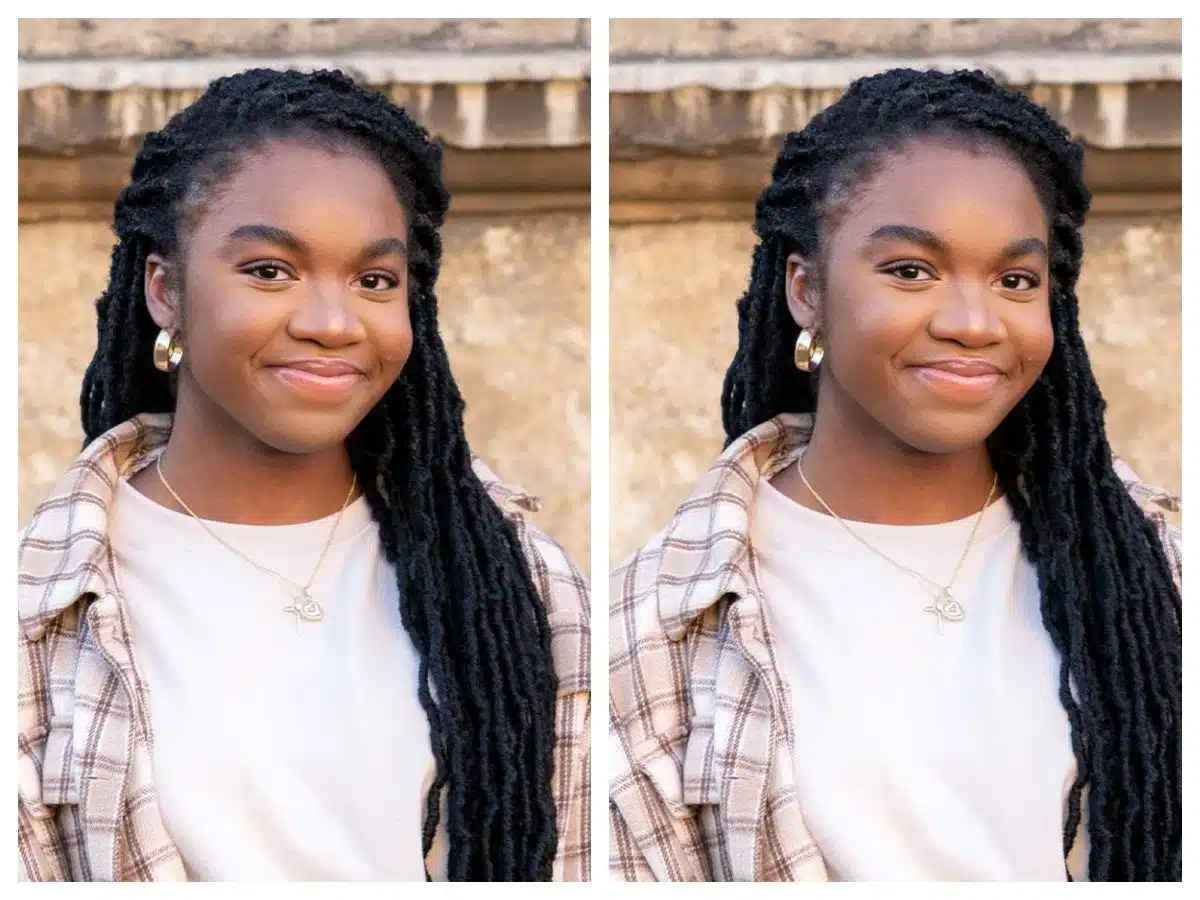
xmin=18 ymin=413 xmax=591 ymax=882
xmin=609 ymin=413 xmax=1182 ymax=881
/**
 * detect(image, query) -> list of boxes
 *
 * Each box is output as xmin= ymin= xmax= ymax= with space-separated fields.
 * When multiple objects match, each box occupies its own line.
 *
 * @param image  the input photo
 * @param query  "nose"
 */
xmin=927 ymin=279 xmax=1006 ymax=349
xmin=286 ymin=280 xmax=367 ymax=348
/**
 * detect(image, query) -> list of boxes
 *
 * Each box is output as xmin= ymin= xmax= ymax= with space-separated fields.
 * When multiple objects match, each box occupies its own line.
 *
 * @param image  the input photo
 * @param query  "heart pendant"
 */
xmin=924 ymin=588 xmax=965 ymax=631
xmin=283 ymin=589 xmax=324 ymax=624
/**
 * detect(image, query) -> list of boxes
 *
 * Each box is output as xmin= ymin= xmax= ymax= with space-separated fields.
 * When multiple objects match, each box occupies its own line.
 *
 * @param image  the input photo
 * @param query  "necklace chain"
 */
xmin=153 ymin=454 xmax=356 ymax=627
xmin=794 ymin=457 xmax=998 ymax=630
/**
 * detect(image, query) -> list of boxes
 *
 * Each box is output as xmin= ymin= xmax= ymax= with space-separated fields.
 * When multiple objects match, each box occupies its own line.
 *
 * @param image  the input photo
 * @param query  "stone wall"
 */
xmin=17 ymin=19 xmax=592 ymax=570
xmin=20 ymin=18 xmax=590 ymax=57
xmin=609 ymin=18 xmax=1179 ymax=58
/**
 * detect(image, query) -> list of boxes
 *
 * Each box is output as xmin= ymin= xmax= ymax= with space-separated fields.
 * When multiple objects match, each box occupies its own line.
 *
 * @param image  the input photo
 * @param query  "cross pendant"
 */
xmin=283 ymin=588 xmax=324 ymax=631
xmin=923 ymin=588 xmax=965 ymax=635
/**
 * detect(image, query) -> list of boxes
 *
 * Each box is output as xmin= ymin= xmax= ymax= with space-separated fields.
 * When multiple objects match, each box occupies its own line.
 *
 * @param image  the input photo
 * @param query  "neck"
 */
xmin=130 ymin=393 xmax=360 ymax=526
xmin=774 ymin=391 xmax=998 ymax=526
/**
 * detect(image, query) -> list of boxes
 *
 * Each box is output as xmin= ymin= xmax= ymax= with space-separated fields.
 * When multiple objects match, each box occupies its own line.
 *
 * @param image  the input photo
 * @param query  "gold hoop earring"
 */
xmin=793 ymin=328 xmax=824 ymax=372
xmin=153 ymin=329 xmax=183 ymax=373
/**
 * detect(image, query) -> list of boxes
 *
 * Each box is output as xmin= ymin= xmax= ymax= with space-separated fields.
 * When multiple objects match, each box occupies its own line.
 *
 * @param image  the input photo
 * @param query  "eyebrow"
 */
xmin=359 ymin=236 xmax=408 ymax=261
xmin=862 ymin=224 xmax=1048 ymax=262
xmin=222 ymin=224 xmax=305 ymax=255
xmin=220 ymin=225 xmax=408 ymax=263
xmin=996 ymin=236 xmax=1049 ymax=261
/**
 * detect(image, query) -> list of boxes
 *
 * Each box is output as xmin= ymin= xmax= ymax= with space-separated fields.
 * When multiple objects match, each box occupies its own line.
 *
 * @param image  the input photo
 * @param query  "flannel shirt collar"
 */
xmin=18 ymin=412 xmax=542 ymax=642
xmin=654 ymin=413 xmax=813 ymax=641
xmin=18 ymin=414 xmax=170 ymax=641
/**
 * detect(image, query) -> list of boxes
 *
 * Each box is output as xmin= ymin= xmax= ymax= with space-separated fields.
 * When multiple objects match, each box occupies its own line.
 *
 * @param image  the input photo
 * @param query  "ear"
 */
xmin=785 ymin=252 xmax=820 ymax=331
xmin=144 ymin=253 xmax=181 ymax=331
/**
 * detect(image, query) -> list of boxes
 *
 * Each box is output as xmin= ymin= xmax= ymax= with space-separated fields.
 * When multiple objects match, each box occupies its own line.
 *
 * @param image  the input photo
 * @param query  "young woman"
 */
xmin=609 ymin=68 xmax=1181 ymax=882
xmin=18 ymin=68 xmax=589 ymax=882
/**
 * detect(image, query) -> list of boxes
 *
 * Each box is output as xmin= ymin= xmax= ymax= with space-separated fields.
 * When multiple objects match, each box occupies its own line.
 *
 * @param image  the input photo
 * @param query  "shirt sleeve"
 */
xmin=609 ymin=795 xmax=659 ymax=880
xmin=507 ymin=514 xmax=592 ymax=882
xmin=607 ymin=545 xmax=714 ymax=882
xmin=552 ymin=686 xmax=591 ymax=881
xmin=17 ymin=624 xmax=70 ymax=881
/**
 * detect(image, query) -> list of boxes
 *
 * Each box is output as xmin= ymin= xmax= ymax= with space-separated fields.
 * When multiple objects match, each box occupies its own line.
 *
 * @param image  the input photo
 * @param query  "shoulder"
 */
xmin=516 ymin=520 xmax=589 ymax=695
xmin=518 ymin=518 xmax=590 ymax=620
xmin=609 ymin=529 xmax=690 ymax=745
xmin=610 ymin=530 xmax=669 ymax=654
xmin=1112 ymin=456 xmax=1182 ymax=589
xmin=473 ymin=458 xmax=589 ymax=693
xmin=19 ymin=414 xmax=171 ymax=631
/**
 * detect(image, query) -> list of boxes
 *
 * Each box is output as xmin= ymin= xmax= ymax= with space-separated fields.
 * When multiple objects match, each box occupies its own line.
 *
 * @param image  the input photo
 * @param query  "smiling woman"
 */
xmin=610 ymin=68 xmax=1181 ymax=882
xmin=17 ymin=68 xmax=589 ymax=883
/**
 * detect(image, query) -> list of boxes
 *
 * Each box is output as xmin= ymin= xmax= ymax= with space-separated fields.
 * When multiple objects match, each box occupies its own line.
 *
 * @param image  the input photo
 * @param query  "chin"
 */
xmin=250 ymin=413 xmax=365 ymax=455
xmin=890 ymin=410 xmax=1003 ymax=456
xmin=898 ymin=433 xmax=991 ymax=455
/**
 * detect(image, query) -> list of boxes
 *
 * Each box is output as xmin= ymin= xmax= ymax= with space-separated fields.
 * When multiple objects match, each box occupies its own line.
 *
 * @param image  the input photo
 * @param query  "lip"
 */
xmin=268 ymin=358 xmax=366 ymax=398
xmin=917 ymin=358 xmax=1005 ymax=377
xmin=273 ymin=358 xmax=365 ymax=377
xmin=910 ymin=358 xmax=1006 ymax=399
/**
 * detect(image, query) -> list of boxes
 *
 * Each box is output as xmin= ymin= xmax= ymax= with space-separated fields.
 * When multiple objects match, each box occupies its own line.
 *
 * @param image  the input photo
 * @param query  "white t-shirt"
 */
xmin=750 ymin=475 xmax=1088 ymax=881
xmin=111 ymin=478 xmax=444 ymax=881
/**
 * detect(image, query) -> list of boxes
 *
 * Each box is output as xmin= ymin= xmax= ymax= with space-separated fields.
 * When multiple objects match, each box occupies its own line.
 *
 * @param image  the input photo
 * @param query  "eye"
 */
xmin=880 ymin=261 xmax=935 ymax=282
xmin=243 ymin=262 xmax=293 ymax=282
xmin=357 ymin=272 xmax=400 ymax=291
xmin=997 ymin=272 xmax=1041 ymax=291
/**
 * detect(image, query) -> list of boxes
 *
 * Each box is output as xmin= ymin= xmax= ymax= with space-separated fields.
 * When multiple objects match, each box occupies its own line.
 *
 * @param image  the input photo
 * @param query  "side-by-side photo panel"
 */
xmin=18 ymin=18 xmax=591 ymax=882
xmin=609 ymin=18 xmax=1182 ymax=882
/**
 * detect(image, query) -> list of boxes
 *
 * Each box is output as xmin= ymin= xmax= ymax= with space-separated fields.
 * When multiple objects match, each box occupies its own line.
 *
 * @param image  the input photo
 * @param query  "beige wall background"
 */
xmin=17 ymin=19 xmax=591 ymax=570
xmin=609 ymin=19 xmax=1182 ymax=562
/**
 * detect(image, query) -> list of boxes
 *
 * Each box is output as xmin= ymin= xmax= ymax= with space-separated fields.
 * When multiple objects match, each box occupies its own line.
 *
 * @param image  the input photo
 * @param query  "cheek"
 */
xmin=828 ymin=285 xmax=922 ymax=360
xmin=370 ymin=303 xmax=415 ymax=370
xmin=183 ymin=285 xmax=281 ymax=362
xmin=1013 ymin=304 xmax=1056 ymax=376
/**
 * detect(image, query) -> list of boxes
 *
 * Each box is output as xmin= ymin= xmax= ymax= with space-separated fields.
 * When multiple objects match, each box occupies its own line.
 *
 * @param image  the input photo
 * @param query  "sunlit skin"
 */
xmin=127 ymin=139 xmax=413 ymax=524
xmin=772 ymin=138 xmax=1055 ymax=525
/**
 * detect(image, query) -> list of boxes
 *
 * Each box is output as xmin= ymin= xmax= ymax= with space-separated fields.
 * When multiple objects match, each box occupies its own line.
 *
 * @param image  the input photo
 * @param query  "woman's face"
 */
xmin=788 ymin=137 xmax=1055 ymax=455
xmin=145 ymin=137 xmax=414 ymax=454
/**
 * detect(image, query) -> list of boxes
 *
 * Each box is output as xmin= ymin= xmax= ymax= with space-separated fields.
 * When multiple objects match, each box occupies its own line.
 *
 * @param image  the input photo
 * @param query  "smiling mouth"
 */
xmin=910 ymin=361 xmax=1006 ymax=399
xmin=269 ymin=366 xmax=365 ymax=399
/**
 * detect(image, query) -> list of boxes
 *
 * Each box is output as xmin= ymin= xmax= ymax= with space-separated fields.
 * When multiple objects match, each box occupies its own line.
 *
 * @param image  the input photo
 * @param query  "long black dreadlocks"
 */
xmin=80 ymin=68 xmax=560 ymax=881
xmin=721 ymin=68 xmax=1181 ymax=881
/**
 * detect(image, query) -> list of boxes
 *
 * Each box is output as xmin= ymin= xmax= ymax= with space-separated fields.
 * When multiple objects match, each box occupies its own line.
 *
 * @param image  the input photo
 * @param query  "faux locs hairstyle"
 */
xmin=80 ymin=68 xmax=559 ymax=880
xmin=721 ymin=68 xmax=1181 ymax=881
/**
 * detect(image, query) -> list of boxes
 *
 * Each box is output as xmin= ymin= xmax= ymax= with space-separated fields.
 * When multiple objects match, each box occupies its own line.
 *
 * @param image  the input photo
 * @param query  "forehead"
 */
xmin=831 ymin=137 xmax=1049 ymax=245
xmin=189 ymin=137 xmax=410 ymax=240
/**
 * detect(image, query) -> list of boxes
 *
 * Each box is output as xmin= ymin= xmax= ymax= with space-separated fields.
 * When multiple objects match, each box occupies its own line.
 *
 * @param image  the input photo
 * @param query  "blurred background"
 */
xmin=17 ymin=19 xmax=591 ymax=568
xmin=609 ymin=18 xmax=1182 ymax=561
